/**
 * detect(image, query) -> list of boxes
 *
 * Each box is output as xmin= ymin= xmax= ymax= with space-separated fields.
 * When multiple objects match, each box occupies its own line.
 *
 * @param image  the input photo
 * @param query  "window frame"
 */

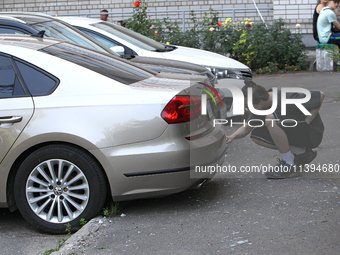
xmin=13 ymin=56 xmax=60 ymax=97
xmin=0 ymin=52 xmax=60 ymax=98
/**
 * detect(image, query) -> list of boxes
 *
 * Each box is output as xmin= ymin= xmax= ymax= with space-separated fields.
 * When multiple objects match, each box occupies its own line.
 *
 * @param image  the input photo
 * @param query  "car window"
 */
xmin=6 ymin=17 xmax=111 ymax=54
xmin=31 ymin=20 xmax=103 ymax=49
xmin=91 ymin=22 xmax=165 ymax=51
xmin=0 ymin=55 xmax=25 ymax=98
xmin=14 ymin=59 xmax=59 ymax=96
xmin=0 ymin=15 xmax=112 ymax=54
xmin=40 ymin=42 xmax=155 ymax=85
xmin=0 ymin=27 xmax=26 ymax=34
xmin=0 ymin=55 xmax=15 ymax=97
xmin=80 ymin=29 xmax=119 ymax=49
xmin=78 ymin=27 xmax=137 ymax=57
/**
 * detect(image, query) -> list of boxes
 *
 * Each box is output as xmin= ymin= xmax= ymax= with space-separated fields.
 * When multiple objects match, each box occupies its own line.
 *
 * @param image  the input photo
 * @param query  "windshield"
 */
xmin=91 ymin=22 xmax=169 ymax=51
xmin=32 ymin=21 xmax=112 ymax=53
xmin=6 ymin=14 xmax=113 ymax=54
xmin=40 ymin=42 xmax=155 ymax=85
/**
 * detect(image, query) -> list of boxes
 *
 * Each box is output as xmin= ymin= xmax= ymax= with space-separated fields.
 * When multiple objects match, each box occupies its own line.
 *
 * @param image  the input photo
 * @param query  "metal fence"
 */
xmin=56 ymin=7 xmax=274 ymax=32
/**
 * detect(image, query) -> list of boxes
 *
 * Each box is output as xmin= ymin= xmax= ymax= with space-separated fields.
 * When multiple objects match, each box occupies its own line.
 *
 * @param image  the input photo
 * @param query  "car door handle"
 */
xmin=0 ymin=116 xmax=23 ymax=124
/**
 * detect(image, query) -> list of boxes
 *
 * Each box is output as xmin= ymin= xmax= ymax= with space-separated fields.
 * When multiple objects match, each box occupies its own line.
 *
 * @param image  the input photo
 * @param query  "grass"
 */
xmin=102 ymin=202 xmax=120 ymax=217
xmin=43 ymin=202 xmax=117 ymax=255
xmin=80 ymin=218 xmax=87 ymax=227
xmin=43 ymin=238 xmax=68 ymax=255
xmin=43 ymin=219 xmax=87 ymax=255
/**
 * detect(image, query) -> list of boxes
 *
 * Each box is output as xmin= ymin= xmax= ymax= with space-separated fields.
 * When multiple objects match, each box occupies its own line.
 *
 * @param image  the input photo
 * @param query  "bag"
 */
xmin=313 ymin=6 xmax=319 ymax=42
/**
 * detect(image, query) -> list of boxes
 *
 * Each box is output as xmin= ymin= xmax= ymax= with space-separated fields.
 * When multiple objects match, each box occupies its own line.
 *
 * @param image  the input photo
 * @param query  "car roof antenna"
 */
xmin=30 ymin=30 xmax=45 ymax=38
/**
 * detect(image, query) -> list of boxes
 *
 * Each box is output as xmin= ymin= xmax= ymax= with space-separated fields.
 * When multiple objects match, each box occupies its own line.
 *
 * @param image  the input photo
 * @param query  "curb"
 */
xmin=306 ymin=50 xmax=316 ymax=71
xmin=53 ymin=217 xmax=111 ymax=255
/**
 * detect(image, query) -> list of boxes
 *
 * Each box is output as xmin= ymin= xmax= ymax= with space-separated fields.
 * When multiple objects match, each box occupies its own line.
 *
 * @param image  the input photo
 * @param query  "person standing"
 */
xmin=100 ymin=9 xmax=109 ymax=22
xmin=313 ymin=0 xmax=329 ymax=42
xmin=317 ymin=0 xmax=340 ymax=46
xmin=117 ymin=20 xmax=125 ymax=27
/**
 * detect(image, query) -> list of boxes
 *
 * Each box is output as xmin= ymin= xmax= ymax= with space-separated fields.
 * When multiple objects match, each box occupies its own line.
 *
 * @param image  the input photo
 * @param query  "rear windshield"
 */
xmin=39 ymin=42 xmax=155 ymax=85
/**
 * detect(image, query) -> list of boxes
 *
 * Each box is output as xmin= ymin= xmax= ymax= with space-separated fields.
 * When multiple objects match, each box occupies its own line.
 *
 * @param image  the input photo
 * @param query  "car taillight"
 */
xmin=161 ymin=95 xmax=201 ymax=124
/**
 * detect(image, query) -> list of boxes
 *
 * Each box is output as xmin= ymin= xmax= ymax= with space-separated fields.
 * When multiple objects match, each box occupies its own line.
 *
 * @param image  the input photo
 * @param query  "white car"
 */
xmin=58 ymin=16 xmax=251 ymax=117
xmin=0 ymin=13 xmax=213 ymax=83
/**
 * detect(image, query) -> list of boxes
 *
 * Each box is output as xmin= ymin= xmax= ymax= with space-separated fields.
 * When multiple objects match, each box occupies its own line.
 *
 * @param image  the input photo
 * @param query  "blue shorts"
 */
xmin=327 ymin=32 xmax=340 ymax=46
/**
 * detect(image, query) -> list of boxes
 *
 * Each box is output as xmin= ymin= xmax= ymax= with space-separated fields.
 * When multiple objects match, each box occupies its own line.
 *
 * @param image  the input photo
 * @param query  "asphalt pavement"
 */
xmin=0 ymin=67 xmax=339 ymax=255
xmin=49 ymin=70 xmax=340 ymax=255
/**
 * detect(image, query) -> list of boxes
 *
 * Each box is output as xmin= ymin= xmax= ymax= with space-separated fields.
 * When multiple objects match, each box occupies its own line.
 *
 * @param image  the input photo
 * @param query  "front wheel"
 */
xmin=14 ymin=144 xmax=107 ymax=234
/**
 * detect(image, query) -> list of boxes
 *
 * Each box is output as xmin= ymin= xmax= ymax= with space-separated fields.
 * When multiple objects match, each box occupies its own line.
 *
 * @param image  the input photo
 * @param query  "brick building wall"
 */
xmin=0 ymin=0 xmax=334 ymax=35
xmin=273 ymin=0 xmax=317 ymax=34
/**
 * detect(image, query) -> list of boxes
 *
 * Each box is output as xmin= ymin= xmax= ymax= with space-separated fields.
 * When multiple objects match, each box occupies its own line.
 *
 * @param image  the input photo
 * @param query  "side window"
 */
xmin=0 ymin=27 xmax=26 ymax=34
xmin=81 ymin=29 xmax=119 ymax=48
xmin=0 ymin=55 xmax=25 ymax=98
xmin=14 ymin=60 xmax=59 ymax=96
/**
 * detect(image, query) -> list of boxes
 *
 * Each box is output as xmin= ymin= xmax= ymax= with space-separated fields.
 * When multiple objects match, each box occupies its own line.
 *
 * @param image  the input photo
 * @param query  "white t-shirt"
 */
xmin=317 ymin=7 xmax=337 ymax=43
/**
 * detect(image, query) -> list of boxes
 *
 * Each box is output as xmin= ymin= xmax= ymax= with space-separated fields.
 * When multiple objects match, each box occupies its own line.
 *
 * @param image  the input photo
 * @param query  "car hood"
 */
xmin=159 ymin=45 xmax=249 ymax=69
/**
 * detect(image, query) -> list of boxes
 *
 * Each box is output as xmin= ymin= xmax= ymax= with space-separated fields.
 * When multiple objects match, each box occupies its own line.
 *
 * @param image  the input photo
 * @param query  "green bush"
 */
xmin=125 ymin=0 xmax=308 ymax=72
xmin=125 ymin=0 xmax=152 ymax=36
xmin=256 ymin=62 xmax=280 ymax=74
xmin=219 ymin=18 xmax=307 ymax=71
xmin=327 ymin=46 xmax=340 ymax=72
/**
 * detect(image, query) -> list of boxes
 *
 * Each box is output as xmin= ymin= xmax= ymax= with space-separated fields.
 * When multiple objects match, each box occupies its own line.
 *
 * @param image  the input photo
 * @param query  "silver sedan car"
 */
xmin=0 ymin=34 xmax=226 ymax=234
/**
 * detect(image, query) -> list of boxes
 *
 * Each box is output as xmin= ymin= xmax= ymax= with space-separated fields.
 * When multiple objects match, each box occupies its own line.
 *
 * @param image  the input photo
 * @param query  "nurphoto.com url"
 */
xmin=194 ymin=164 xmax=340 ymax=175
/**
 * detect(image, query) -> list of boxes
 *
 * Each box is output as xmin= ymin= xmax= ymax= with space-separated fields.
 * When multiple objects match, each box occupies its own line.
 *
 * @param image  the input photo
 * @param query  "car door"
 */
xmin=0 ymin=54 xmax=34 ymax=163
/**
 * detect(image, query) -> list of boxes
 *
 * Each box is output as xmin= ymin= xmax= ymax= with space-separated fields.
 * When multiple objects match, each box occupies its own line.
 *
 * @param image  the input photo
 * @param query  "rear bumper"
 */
xmin=95 ymin=124 xmax=226 ymax=201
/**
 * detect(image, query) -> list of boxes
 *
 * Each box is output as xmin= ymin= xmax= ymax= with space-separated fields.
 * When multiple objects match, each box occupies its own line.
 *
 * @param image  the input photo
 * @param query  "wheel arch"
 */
xmin=6 ymin=141 xmax=111 ymax=212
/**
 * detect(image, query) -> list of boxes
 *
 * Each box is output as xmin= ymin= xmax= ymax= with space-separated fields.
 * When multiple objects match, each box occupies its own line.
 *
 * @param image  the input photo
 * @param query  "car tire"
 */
xmin=14 ymin=144 xmax=107 ymax=234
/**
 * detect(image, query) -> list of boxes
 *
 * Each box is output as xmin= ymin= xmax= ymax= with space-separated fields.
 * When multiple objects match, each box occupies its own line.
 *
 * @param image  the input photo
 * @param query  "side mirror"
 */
xmin=110 ymin=46 xmax=125 ymax=56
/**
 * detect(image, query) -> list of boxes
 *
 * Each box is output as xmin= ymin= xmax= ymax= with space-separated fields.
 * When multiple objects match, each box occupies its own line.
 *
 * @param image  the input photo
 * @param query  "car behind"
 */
xmin=0 ymin=12 xmax=217 ymax=88
xmin=57 ymin=16 xmax=251 ymax=117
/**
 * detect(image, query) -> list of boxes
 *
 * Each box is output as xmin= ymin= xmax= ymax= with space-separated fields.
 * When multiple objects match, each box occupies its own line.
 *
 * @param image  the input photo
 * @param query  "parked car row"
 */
xmin=60 ymin=16 xmax=253 ymax=115
xmin=0 ymin=12 xmax=252 ymax=115
xmin=0 ymin=12 xmax=249 ymax=234
xmin=0 ymin=13 xmax=217 ymax=85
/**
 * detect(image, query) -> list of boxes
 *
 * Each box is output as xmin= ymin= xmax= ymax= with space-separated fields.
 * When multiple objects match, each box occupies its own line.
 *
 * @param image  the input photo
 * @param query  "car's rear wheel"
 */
xmin=14 ymin=144 xmax=107 ymax=234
